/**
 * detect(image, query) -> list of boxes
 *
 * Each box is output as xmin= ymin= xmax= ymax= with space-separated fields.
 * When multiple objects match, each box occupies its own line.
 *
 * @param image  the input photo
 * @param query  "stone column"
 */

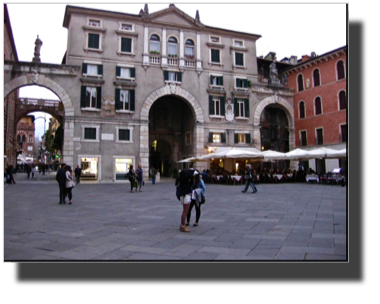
xmin=62 ymin=118 xmax=74 ymax=168
xmin=193 ymin=124 xmax=207 ymax=171
xmin=161 ymin=29 xmax=167 ymax=66
xmin=179 ymin=30 xmax=185 ymax=67
xmin=196 ymin=33 xmax=202 ymax=70
xmin=139 ymin=122 xmax=150 ymax=180
xmin=143 ymin=26 xmax=150 ymax=65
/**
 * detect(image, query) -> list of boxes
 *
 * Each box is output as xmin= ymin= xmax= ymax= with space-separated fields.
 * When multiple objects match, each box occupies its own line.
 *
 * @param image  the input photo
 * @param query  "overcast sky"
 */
xmin=6 ymin=1 xmax=347 ymax=138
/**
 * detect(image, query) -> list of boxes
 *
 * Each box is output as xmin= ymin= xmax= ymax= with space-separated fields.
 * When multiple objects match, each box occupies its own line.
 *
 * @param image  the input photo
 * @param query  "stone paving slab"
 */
xmin=3 ymin=172 xmax=347 ymax=261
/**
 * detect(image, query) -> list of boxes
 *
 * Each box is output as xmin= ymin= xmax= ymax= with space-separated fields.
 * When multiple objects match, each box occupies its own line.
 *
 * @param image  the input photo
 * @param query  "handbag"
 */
xmin=201 ymin=196 xmax=206 ymax=204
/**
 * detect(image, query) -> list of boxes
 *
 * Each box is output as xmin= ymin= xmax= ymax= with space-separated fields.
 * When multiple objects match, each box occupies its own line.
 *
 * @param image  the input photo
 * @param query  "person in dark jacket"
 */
xmin=56 ymin=163 xmax=67 ymax=204
xmin=128 ymin=165 xmax=136 ymax=193
xmin=74 ymin=165 xmax=82 ymax=184
xmin=242 ymin=164 xmax=257 ymax=193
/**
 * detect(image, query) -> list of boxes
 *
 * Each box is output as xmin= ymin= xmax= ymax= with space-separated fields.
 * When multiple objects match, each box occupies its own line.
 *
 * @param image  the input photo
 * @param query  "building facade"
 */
xmin=16 ymin=116 xmax=35 ymax=159
xmin=4 ymin=4 xmax=19 ymax=166
xmin=283 ymin=46 xmax=347 ymax=173
xmin=61 ymin=4 xmax=295 ymax=181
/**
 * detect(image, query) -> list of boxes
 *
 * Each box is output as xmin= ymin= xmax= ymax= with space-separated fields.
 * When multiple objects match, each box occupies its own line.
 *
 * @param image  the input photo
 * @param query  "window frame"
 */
xmin=168 ymin=36 xmax=178 ymax=56
xmin=119 ymin=36 xmax=133 ymax=54
xmin=115 ymin=88 xmax=135 ymax=113
xmin=315 ymin=127 xmax=324 ymax=145
xmin=150 ymin=34 xmax=161 ymax=53
xmin=339 ymin=124 xmax=347 ymax=143
xmin=314 ymin=96 xmax=323 ymax=115
xmin=313 ymin=68 xmax=321 ymax=87
xmin=297 ymin=74 xmax=304 ymax=92
xmin=185 ymin=39 xmax=195 ymax=58
xmin=234 ymin=98 xmax=249 ymax=119
xmin=234 ymin=51 xmax=245 ymax=67
xmin=116 ymin=64 xmax=136 ymax=81
xmin=337 ymin=60 xmax=346 ymax=80
xmin=119 ymin=22 xmax=134 ymax=32
xmin=234 ymin=76 xmax=248 ymax=90
xmin=82 ymin=125 xmax=100 ymax=143
xmin=338 ymin=90 xmax=346 ymax=110
xmin=209 ymin=73 xmax=224 ymax=88
xmin=299 ymin=101 xmax=306 ymax=119
xmin=185 ymin=132 xmax=192 ymax=146
xmin=82 ymin=61 xmax=103 ymax=78
xmin=115 ymin=126 xmax=134 ymax=143
xmin=300 ymin=130 xmax=307 ymax=147
xmin=210 ymin=48 xmax=221 ymax=64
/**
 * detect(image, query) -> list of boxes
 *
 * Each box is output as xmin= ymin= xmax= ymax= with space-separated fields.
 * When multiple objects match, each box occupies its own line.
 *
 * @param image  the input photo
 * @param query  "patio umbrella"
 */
xmin=177 ymin=157 xmax=199 ymax=163
xmin=261 ymin=150 xmax=287 ymax=162
xmin=198 ymin=147 xmax=264 ymax=161
xmin=325 ymin=148 xmax=346 ymax=159
xmin=284 ymin=148 xmax=312 ymax=161
xmin=307 ymin=147 xmax=345 ymax=159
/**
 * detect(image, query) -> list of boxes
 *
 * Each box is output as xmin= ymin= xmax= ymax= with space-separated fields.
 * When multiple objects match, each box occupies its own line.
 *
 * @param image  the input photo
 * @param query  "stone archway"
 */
xmin=139 ymin=85 xmax=205 ymax=179
xmin=253 ymin=95 xmax=295 ymax=151
xmin=4 ymin=75 xmax=75 ymax=166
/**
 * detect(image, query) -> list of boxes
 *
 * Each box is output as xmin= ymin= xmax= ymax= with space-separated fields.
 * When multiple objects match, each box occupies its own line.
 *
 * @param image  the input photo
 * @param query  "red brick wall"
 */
xmin=287 ymin=51 xmax=347 ymax=148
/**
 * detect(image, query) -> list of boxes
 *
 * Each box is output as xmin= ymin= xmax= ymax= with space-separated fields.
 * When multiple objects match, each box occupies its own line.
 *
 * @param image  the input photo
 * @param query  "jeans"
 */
xmin=187 ymin=200 xmax=201 ymax=223
xmin=59 ymin=183 xmax=66 ymax=203
xmin=242 ymin=179 xmax=257 ymax=192
xmin=152 ymin=177 xmax=155 ymax=184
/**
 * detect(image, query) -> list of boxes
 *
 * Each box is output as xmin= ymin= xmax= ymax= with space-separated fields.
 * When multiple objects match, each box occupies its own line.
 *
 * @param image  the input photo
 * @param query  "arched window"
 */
xmin=297 ymin=74 xmax=304 ymax=92
xmin=185 ymin=39 xmax=194 ymax=57
xmin=150 ymin=34 xmax=160 ymax=53
xmin=299 ymin=101 xmax=305 ymax=119
xmin=22 ymin=135 xmax=26 ymax=142
xmin=339 ymin=90 xmax=346 ymax=110
xmin=17 ymin=134 xmax=21 ymax=143
xmin=337 ymin=60 xmax=345 ymax=80
xmin=168 ymin=36 xmax=177 ymax=55
xmin=315 ymin=97 xmax=322 ymax=115
xmin=313 ymin=69 xmax=320 ymax=87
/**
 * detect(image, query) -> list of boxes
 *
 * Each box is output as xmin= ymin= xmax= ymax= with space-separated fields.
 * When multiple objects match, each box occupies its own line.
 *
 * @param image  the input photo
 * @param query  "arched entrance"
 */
xmin=4 ymin=74 xmax=75 ymax=166
xmin=150 ymin=140 xmax=172 ymax=177
xmin=140 ymin=85 xmax=205 ymax=179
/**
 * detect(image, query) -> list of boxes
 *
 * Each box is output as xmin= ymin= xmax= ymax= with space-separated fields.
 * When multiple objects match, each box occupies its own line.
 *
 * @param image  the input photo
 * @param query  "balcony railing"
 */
xmin=168 ymin=57 xmax=178 ymax=66
xmin=185 ymin=59 xmax=195 ymax=67
xmin=149 ymin=55 xmax=160 ymax=64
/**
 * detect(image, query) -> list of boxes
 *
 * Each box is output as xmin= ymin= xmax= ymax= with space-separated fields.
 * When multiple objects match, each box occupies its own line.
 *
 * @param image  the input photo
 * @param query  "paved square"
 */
xmin=4 ymin=172 xmax=347 ymax=261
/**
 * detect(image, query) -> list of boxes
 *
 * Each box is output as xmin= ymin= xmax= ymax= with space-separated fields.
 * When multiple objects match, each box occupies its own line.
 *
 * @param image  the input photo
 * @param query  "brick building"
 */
xmin=16 ymin=116 xmax=36 ymax=159
xmin=3 ymin=4 xmax=19 ymax=166
xmin=283 ymin=46 xmax=347 ymax=173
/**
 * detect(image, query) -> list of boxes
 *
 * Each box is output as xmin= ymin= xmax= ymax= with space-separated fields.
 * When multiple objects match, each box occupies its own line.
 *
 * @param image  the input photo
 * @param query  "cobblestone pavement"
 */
xmin=4 ymin=172 xmax=347 ymax=261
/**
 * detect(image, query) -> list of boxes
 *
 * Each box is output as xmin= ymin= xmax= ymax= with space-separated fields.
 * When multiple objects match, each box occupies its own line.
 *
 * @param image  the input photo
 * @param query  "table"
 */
xmin=306 ymin=174 xmax=319 ymax=183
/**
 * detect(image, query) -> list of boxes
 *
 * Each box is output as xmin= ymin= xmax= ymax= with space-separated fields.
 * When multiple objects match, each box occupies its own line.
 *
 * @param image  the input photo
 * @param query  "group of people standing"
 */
xmin=175 ymin=167 xmax=206 ymax=233
xmin=56 ymin=163 xmax=79 ymax=205
xmin=127 ymin=164 xmax=144 ymax=193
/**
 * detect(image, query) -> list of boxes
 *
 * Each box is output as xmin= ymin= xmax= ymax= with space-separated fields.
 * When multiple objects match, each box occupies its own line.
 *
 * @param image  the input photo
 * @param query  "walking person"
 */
xmin=186 ymin=170 xmax=206 ymax=227
xmin=65 ymin=165 xmax=75 ymax=204
xmin=175 ymin=169 xmax=193 ymax=232
xmin=74 ymin=165 xmax=81 ymax=184
xmin=242 ymin=164 xmax=258 ymax=193
xmin=128 ymin=165 xmax=136 ymax=193
xmin=6 ymin=165 xmax=16 ymax=184
xmin=136 ymin=164 xmax=143 ymax=192
xmin=31 ymin=164 xmax=36 ymax=179
xmin=56 ymin=163 xmax=67 ymax=204
xmin=150 ymin=166 xmax=158 ymax=185
xmin=26 ymin=164 xmax=31 ymax=179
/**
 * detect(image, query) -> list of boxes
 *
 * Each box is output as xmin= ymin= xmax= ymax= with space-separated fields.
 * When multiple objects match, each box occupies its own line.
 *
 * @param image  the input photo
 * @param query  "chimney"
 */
xmin=302 ymin=55 xmax=310 ymax=62
xmin=290 ymin=55 xmax=297 ymax=65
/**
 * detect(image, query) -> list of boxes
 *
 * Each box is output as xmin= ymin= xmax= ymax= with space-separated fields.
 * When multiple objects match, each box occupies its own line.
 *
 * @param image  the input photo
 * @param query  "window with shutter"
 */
xmin=84 ymin=128 xmax=97 ymax=140
xmin=211 ymin=49 xmax=220 ymax=63
xmin=244 ymin=99 xmax=249 ymax=118
xmin=235 ymin=53 xmax=244 ymax=66
xmin=208 ymin=132 xmax=213 ymax=143
xmin=129 ymin=90 xmax=135 ymax=111
xmin=96 ymin=87 xmax=102 ymax=109
xmin=245 ymin=133 xmax=251 ymax=144
xmin=88 ymin=33 xmax=100 ymax=49
xmin=221 ymin=133 xmax=226 ymax=143
xmin=121 ymin=37 xmax=132 ymax=53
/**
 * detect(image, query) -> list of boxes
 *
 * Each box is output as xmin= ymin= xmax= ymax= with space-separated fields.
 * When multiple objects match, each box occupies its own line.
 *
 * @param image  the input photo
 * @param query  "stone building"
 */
xmin=283 ymin=46 xmax=347 ymax=173
xmin=3 ymin=4 xmax=19 ymax=166
xmin=57 ymin=4 xmax=296 ymax=181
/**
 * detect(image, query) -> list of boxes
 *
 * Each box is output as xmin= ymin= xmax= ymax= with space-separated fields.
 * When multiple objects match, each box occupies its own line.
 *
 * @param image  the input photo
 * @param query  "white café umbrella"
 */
xmin=284 ymin=148 xmax=312 ymax=161
xmin=198 ymin=147 xmax=264 ymax=161
xmin=261 ymin=150 xmax=287 ymax=162
xmin=325 ymin=148 xmax=346 ymax=159
xmin=307 ymin=147 xmax=345 ymax=159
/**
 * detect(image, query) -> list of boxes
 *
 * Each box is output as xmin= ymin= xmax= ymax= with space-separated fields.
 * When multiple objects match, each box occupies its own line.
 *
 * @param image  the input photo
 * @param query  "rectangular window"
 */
xmin=164 ymin=71 xmax=182 ymax=83
xmin=121 ymin=37 xmax=132 ymax=53
xmin=81 ymin=86 xmax=102 ymax=109
xmin=89 ymin=19 xmax=100 ymax=27
xmin=316 ymin=128 xmax=324 ymax=145
xmin=85 ymin=87 xmax=97 ymax=108
xmin=340 ymin=125 xmax=347 ymax=143
xmin=235 ymin=53 xmax=244 ymax=66
xmin=234 ymin=133 xmax=250 ymax=144
xmin=82 ymin=63 xmax=103 ymax=76
xmin=234 ymin=98 xmax=249 ymax=118
xmin=118 ymin=129 xmax=130 ymax=141
xmin=210 ymin=36 xmax=220 ymax=43
xmin=209 ymin=95 xmax=225 ymax=116
xmin=115 ymin=89 xmax=135 ymax=112
xmin=210 ymin=75 xmax=223 ymax=86
xmin=236 ymin=78 xmax=248 ymax=88
xmin=234 ymin=40 xmax=243 ymax=47
xmin=116 ymin=66 xmax=135 ymax=79
xmin=213 ymin=133 xmax=221 ymax=143
xmin=121 ymin=24 xmax=132 ymax=31
xmin=211 ymin=49 xmax=220 ymax=63
xmin=84 ymin=128 xmax=97 ymax=140
xmin=88 ymin=33 xmax=100 ymax=49
xmin=300 ymin=131 xmax=307 ymax=146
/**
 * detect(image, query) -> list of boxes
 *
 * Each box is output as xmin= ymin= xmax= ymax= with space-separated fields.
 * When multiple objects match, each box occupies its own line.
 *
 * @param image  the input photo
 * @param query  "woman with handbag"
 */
xmin=65 ymin=165 xmax=75 ymax=204
xmin=242 ymin=164 xmax=258 ymax=193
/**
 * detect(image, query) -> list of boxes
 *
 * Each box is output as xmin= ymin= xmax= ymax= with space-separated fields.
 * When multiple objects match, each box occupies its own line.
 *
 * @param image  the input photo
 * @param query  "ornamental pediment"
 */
xmin=143 ymin=7 xmax=204 ymax=29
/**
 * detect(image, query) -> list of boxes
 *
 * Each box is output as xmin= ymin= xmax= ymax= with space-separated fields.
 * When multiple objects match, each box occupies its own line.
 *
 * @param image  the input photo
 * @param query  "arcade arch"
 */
xmin=140 ymin=86 xmax=205 ymax=178
xmin=4 ymin=75 xmax=75 ymax=166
